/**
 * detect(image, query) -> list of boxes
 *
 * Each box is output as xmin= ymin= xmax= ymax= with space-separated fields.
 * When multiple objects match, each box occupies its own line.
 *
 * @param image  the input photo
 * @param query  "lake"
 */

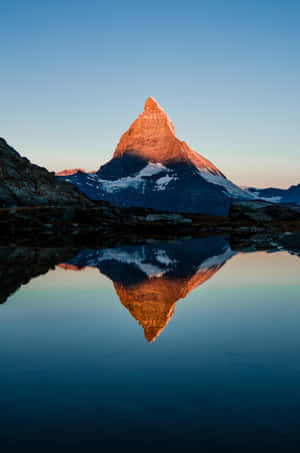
xmin=0 ymin=237 xmax=300 ymax=451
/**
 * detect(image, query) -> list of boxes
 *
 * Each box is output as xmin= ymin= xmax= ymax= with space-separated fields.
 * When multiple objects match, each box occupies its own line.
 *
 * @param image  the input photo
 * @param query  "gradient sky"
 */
xmin=1 ymin=0 xmax=299 ymax=187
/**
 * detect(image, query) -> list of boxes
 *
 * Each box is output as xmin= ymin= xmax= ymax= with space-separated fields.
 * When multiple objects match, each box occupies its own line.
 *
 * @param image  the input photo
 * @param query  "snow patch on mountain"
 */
xmin=247 ymin=191 xmax=283 ymax=203
xmin=198 ymin=170 xmax=254 ymax=200
xmin=139 ymin=163 xmax=168 ymax=177
xmin=79 ymin=163 xmax=169 ymax=194
xmin=155 ymin=175 xmax=177 ymax=191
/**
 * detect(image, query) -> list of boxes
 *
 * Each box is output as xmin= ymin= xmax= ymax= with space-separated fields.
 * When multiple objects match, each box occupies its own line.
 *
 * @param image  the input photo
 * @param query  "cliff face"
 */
xmin=0 ymin=138 xmax=92 ymax=208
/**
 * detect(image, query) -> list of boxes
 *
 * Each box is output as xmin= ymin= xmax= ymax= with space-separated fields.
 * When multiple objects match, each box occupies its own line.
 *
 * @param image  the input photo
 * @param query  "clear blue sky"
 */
xmin=1 ymin=0 xmax=299 ymax=187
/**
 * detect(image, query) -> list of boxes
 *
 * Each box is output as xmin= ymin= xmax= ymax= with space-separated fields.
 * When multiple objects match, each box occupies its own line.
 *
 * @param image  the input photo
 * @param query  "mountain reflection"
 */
xmin=59 ymin=237 xmax=235 ymax=342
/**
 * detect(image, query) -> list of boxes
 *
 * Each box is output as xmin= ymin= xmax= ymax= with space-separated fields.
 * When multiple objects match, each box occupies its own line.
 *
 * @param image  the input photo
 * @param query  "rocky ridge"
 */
xmin=0 ymin=138 xmax=92 ymax=208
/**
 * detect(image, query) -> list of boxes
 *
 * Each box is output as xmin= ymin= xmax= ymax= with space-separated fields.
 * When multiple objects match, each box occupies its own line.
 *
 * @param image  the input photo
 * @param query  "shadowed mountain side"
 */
xmin=60 ymin=237 xmax=235 ymax=341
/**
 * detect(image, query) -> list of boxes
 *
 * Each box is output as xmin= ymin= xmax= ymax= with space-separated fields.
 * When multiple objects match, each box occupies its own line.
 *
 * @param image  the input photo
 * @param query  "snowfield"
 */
xmin=198 ymin=170 xmax=255 ymax=200
xmin=84 ymin=163 xmax=169 ymax=193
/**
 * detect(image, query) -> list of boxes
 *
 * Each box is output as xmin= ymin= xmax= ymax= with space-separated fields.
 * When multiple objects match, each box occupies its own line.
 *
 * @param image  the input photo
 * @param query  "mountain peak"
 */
xmin=113 ymin=97 xmax=223 ymax=175
xmin=144 ymin=96 xmax=164 ymax=113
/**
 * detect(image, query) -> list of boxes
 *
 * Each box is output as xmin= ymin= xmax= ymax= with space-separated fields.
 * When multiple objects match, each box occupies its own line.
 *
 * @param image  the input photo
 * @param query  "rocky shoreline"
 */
xmin=1 ymin=198 xmax=300 ymax=244
xmin=1 ymin=206 xmax=300 ymax=256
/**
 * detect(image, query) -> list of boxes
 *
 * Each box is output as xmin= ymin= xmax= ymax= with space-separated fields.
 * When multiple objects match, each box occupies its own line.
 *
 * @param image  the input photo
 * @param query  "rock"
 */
xmin=0 ymin=138 xmax=93 ymax=208
xmin=230 ymin=200 xmax=300 ymax=223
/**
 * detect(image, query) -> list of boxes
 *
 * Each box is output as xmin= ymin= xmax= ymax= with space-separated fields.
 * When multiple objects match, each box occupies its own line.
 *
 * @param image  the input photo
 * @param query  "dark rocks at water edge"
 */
xmin=0 ymin=204 xmax=225 ymax=242
xmin=0 ymin=138 xmax=92 ymax=208
xmin=0 ymin=199 xmax=299 ymax=247
xmin=229 ymin=200 xmax=300 ymax=224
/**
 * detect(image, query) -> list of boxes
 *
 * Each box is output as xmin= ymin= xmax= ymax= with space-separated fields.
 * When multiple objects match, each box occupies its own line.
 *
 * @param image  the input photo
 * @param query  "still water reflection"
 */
xmin=58 ymin=237 xmax=234 ymax=342
xmin=0 ymin=237 xmax=300 ymax=451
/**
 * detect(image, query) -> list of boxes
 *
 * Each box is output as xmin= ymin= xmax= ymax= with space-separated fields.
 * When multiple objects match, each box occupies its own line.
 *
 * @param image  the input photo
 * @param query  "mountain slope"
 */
xmin=60 ymin=97 xmax=252 ymax=216
xmin=0 ymin=138 xmax=92 ymax=207
xmin=248 ymin=185 xmax=300 ymax=205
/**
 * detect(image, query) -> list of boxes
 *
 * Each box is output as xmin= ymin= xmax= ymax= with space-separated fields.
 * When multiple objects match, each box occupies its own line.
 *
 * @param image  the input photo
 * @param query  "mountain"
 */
xmin=56 ymin=169 xmax=88 ymax=176
xmin=112 ymin=96 xmax=224 ymax=173
xmin=247 ymin=185 xmax=300 ymax=205
xmin=59 ymin=237 xmax=235 ymax=342
xmin=0 ymin=138 xmax=92 ymax=207
xmin=59 ymin=97 xmax=253 ymax=216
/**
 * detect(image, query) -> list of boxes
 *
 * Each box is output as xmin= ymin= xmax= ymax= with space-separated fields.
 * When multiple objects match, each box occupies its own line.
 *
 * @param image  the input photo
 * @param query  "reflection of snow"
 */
xmin=198 ymin=170 xmax=254 ymax=200
xmin=85 ymin=246 xmax=177 ymax=278
xmin=155 ymin=249 xmax=176 ymax=266
xmin=197 ymin=246 xmax=235 ymax=269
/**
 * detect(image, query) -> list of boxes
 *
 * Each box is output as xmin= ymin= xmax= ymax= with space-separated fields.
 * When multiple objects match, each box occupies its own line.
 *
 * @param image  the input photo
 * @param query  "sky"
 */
xmin=0 ymin=0 xmax=299 ymax=188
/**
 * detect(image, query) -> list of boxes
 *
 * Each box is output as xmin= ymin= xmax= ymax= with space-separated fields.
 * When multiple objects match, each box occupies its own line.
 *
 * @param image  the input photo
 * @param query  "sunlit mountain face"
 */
xmin=59 ymin=237 xmax=235 ymax=342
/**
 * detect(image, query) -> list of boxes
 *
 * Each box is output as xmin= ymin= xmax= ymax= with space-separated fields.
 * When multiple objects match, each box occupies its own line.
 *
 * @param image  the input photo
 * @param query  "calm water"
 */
xmin=1 ymin=237 xmax=300 ymax=451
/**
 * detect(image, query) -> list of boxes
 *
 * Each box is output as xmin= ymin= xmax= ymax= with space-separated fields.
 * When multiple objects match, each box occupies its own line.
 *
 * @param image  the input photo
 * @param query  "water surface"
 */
xmin=0 ymin=237 xmax=300 ymax=451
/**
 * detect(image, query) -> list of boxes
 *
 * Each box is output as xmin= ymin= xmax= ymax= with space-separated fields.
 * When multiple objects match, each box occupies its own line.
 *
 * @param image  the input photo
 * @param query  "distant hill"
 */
xmin=247 ymin=185 xmax=300 ymax=205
